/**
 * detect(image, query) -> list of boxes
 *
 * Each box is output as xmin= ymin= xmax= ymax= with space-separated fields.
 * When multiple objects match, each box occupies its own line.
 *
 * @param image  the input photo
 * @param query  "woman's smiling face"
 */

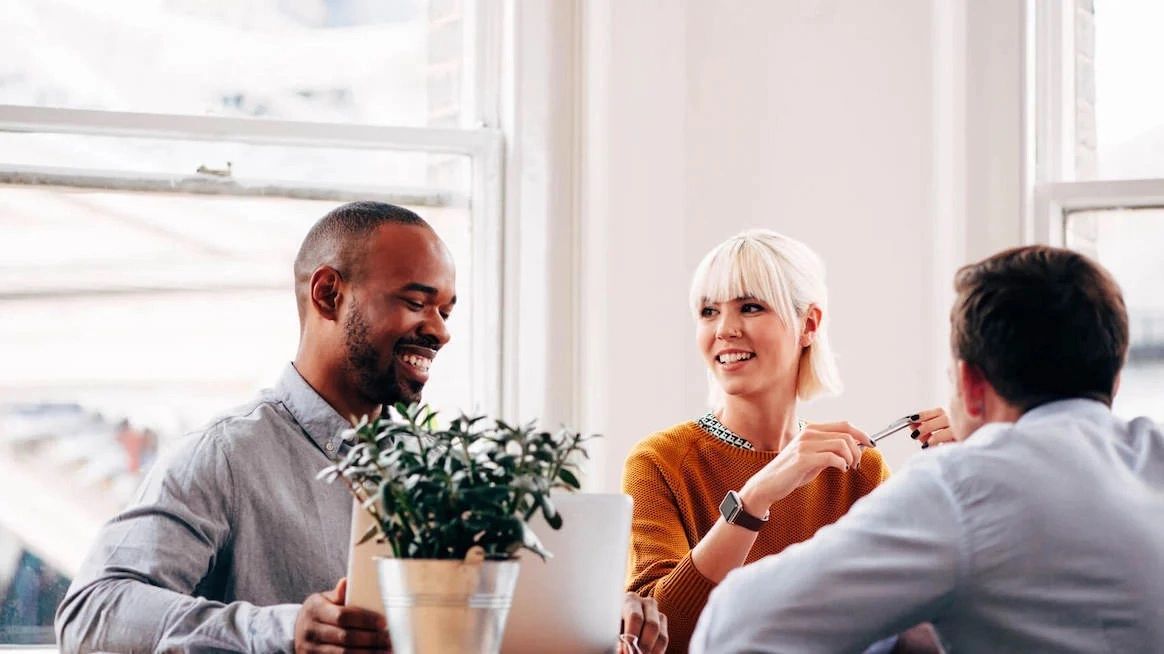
xmin=688 ymin=229 xmax=839 ymax=405
xmin=697 ymin=295 xmax=807 ymax=401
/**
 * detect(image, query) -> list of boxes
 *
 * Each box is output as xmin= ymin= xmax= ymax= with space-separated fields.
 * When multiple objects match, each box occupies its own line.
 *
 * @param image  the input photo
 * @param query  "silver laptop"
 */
xmin=502 ymin=492 xmax=632 ymax=654
xmin=345 ymin=493 xmax=633 ymax=654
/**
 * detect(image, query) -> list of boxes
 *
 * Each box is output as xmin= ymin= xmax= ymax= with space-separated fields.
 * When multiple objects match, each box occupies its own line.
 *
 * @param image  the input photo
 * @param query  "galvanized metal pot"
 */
xmin=375 ymin=556 xmax=521 ymax=654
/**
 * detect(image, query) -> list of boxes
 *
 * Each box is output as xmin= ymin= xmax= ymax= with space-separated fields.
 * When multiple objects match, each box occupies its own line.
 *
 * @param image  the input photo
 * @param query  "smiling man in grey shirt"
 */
xmin=56 ymin=202 xmax=458 ymax=653
xmin=691 ymin=245 xmax=1164 ymax=652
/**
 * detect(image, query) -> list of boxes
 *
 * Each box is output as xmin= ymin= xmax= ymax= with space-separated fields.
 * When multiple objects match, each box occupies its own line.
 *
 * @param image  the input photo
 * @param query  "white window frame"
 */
xmin=1028 ymin=0 xmax=1164 ymax=246
xmin=0 ymin=104 xmax=506 ymax=416
xmin=1034 ymin=178 xmax=1164 ymax=245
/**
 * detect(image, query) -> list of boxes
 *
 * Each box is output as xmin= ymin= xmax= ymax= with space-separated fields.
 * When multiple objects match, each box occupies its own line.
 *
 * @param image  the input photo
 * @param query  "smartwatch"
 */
xmin=719 ymin=490 xmax=768 ymax=532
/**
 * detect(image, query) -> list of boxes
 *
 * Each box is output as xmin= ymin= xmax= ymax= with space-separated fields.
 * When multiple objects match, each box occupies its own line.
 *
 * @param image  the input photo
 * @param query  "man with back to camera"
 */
xmin=690 ymin=245 xmax=1164 ymax=652
xmin=55 ymin=201 xmax=668 ymax=653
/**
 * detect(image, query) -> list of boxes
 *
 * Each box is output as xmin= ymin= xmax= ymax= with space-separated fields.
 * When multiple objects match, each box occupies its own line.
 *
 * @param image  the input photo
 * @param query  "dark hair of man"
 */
xmin=294 ymin=201 xmax=430 ymax=326
xmin=950 ymin=245 xmax=1129 ymax=411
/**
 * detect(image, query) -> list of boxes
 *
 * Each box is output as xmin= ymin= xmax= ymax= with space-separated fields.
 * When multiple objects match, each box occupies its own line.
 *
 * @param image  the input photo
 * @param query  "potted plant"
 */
xmin=318 ymin=403 xmax=594 ymax=654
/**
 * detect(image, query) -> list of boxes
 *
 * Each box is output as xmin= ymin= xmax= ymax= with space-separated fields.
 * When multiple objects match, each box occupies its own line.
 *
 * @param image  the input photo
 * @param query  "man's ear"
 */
xmin=957 ymin=360 xmax=988 ymax=418
xmin=309 ymin=266 xmax=344 ymax=322
xmin=800 ymin=304 xmax=822 ymax=348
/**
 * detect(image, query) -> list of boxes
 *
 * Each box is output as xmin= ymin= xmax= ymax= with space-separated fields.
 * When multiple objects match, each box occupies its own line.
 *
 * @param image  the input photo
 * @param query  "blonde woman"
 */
xmin=622 ymin=230 xmax=948 ymax=653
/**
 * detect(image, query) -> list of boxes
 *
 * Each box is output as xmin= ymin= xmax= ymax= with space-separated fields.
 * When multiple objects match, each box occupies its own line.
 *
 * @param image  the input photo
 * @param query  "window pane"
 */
xmin=0 ymin=187 xmax=475 ymax=643
xmin=1092 ymin=0 xmax=1164 ymax=179
xmin=0 ymin=0 xmax=476 ymax=128
xmin=1066 ymin=208 xmax=1164 ymax=422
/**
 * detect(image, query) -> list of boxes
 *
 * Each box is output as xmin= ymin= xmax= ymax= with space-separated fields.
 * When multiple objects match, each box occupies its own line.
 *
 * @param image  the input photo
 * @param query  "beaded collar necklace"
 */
xmin=696 ymin=412 xmax=808 ymax=451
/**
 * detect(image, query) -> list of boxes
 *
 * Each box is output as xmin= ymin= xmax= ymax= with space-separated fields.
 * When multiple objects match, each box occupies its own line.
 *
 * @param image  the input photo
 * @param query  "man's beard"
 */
xmin=343 ymin=305 xmax=423 ymax=406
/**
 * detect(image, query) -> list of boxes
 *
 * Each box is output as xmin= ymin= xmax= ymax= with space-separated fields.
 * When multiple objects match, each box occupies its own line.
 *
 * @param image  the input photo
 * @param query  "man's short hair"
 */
xmin=294 ymin=201 xmax=430 ymax=324
xmin=951 ymin=245 xmax=1129 ymax=410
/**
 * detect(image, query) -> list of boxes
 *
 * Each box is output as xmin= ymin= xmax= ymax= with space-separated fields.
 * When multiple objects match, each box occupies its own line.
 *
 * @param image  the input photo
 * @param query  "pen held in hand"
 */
xmin=868 ymin=414 xmax=920 ymax=444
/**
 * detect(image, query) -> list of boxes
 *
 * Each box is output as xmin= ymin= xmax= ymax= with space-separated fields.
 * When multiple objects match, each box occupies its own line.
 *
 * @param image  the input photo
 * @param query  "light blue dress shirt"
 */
xmin=56 ymin=364 xmax=354 ymax=653
xmin=691 ymin=399 xmax=1164 ymax=653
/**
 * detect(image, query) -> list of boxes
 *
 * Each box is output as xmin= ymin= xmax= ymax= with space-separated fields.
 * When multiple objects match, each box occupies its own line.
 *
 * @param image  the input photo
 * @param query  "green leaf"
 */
xmin=558 ymin=468 xmax=581 ymax=489
xmin=541 ymin=497 xmax=563 ymax=530
xmin=520 ymin=522 xmax=553 ymax=561
xmin=356 ymin=523 xmax=380 ymax=546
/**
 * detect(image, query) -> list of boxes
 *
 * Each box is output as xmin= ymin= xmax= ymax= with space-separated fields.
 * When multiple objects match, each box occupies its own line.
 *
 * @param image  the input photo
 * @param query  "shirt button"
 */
xmin=325 ymin=441 xmax=337 ymax=452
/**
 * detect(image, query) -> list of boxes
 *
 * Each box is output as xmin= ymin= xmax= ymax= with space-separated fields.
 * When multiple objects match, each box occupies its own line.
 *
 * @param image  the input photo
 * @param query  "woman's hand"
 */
xmin=618 ymin=593 xmax=668 ymax=654
xmin=739 ymin=422 xmax=872 ymax=511
xmin=910 ymin=408 xmax=954 ymax=449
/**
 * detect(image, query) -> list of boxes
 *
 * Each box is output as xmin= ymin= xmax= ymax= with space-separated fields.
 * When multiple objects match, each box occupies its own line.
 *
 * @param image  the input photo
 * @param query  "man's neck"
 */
xmin=983 ymin=388 xmax=1024 ymax=425
xmin=292 ymin=357 xmax=380 ymax=426
xmin=717 ymin=390 xmax=800 ymax=451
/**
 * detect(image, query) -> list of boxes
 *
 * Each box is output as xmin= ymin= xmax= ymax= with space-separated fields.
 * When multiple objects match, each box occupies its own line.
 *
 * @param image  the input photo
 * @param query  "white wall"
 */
xmin=572 ymin=0 xmax=1025 ymax=492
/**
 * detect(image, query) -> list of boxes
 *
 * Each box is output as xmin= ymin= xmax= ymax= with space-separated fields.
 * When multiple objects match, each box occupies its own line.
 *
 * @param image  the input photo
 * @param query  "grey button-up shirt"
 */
xmin=692 ymin=399 xmax=1164 ymax=653
xmin=56 ymin=364 xmax=355 ymax=653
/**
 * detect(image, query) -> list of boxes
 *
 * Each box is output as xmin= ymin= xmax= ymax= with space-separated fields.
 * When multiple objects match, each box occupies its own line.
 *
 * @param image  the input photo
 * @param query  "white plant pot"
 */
xmin=374 ymin=556 xmax=521 ymax=654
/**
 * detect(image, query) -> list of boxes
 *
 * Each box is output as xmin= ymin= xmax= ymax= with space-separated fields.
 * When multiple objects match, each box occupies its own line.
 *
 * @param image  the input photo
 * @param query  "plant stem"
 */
xmin=340 ymin=472 xmax=384 ymax=527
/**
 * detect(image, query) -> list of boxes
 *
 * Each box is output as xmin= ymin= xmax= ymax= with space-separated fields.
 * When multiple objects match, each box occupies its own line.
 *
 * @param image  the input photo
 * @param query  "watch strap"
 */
xmin=721 ymin=490 xmax=768 ymax=532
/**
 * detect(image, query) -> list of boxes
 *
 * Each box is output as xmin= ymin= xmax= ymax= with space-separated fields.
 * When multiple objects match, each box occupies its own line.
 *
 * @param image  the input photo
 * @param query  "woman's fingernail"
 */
xmin=910 ymin=429 xmax=920 ymax=439
xmin=910 ymin=414 xmax=920 ymax=421
xmin=921 ymin=442 xmax=929 ymax=449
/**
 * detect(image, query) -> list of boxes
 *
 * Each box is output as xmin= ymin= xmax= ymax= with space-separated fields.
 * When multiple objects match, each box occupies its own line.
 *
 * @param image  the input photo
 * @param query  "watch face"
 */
xmin=719 ymin=491 xmax=740 ymax=521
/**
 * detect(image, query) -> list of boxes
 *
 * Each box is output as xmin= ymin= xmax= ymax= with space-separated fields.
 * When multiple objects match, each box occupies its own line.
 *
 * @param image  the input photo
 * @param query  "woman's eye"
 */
xmin=741 ymin=303 xmax=764 ymax=313
xmin=700 ymin=306 xmax=717 ymax=318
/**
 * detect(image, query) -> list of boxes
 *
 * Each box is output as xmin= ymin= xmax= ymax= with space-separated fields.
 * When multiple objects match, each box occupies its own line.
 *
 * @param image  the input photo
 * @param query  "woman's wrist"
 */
xmin=737 ymin=484 xmax=773 ymax=518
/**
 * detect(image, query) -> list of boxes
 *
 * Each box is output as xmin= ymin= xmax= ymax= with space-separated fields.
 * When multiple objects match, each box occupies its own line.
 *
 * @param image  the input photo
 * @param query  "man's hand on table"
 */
xmin=295 ymin=578 xmax=392 ymax=653
xmin=619 ymin=592 xmax=668 ymax=654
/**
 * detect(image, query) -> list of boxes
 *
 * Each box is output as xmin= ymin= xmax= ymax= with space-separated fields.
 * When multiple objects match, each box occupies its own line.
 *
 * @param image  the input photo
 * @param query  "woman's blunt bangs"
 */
xmin=689 ymin=236 xmax=797 ymax=327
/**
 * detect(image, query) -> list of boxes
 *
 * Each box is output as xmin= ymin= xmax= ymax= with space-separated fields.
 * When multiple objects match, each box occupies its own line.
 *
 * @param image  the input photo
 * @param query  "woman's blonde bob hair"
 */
xmin=689 ymin=229 xmax=842 ymax=405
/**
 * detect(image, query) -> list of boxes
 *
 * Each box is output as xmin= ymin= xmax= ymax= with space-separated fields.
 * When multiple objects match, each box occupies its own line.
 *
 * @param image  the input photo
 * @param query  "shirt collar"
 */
xmin=1016 ymin=397 xmax=1112 ymax=427
xmin=274 ymin=363 xmax=353 ymax=455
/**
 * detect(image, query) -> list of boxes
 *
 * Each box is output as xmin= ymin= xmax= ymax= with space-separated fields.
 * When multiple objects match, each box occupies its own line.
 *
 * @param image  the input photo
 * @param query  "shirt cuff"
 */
xmin=260 ymin=603 xmax=301 ymax=653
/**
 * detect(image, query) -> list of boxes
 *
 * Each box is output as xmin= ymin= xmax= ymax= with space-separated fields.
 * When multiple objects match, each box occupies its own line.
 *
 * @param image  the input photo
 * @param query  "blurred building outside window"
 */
xmin=1033 ymin=0 xmax=1164 ymax=424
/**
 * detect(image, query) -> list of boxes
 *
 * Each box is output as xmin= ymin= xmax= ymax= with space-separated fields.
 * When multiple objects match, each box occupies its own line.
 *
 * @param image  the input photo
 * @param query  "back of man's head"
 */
xmin=293 ymin=201 xmax=430 ymax=326
xmin=951 ymin=245 xmax=1128 ymax=411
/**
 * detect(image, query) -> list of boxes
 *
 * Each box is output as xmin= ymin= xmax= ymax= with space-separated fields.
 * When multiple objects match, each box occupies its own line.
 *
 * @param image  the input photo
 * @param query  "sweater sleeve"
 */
xmin=621 ymin=445 xmax=716 ymax=652
xmin=855 ymin=446 xmax=892 ymax=498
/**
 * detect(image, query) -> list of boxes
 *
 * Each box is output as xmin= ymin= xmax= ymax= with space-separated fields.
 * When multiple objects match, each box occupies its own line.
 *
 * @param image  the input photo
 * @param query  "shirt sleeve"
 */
xmin=621 ymin=446 xmax=717 ymax=651
xmin=55 ymin=430 xmax=300 ymax=654
xmin=689 ymin=456 xmax=966 ymax=654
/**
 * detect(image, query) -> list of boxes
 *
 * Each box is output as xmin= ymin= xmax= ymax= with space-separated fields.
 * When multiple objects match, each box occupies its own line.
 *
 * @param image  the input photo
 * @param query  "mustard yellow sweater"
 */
xmin=621 ymin=420 xmax=891 ymax=654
